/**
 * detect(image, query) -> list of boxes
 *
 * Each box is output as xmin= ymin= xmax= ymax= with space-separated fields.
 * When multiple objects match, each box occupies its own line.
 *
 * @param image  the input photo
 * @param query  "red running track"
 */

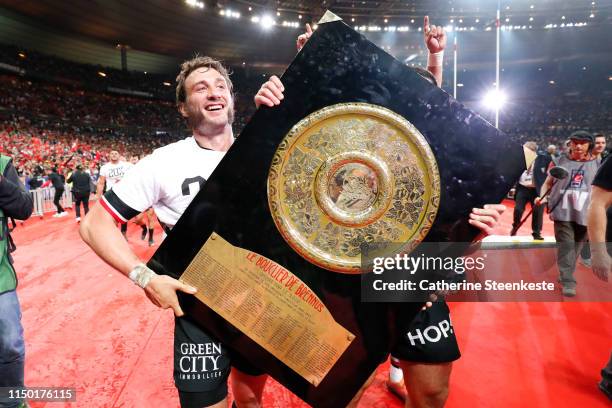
xmin=9 ymin=200 xmax=611 ymax=407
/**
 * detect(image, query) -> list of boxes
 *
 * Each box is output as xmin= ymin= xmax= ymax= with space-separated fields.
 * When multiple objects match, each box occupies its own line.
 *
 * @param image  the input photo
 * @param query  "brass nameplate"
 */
xmin=179 ymin=232 xmax=355 ymax=386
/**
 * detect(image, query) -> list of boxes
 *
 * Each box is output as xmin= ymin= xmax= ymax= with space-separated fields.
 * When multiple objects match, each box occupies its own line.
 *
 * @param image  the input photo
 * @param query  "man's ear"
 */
xmin=178 ymin=102 xmax=188 ymax=118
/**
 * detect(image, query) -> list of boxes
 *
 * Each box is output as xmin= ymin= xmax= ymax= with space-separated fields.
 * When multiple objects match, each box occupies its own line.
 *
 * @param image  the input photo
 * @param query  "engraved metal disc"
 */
xmin=267 ymin=103 xmax=440 ymax=274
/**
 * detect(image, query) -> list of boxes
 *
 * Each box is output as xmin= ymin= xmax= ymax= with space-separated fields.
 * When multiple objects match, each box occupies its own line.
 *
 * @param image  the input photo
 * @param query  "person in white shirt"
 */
xmin=97 ymin=150 xmax=133 ymax=238
xmin=80 ymin=57 xmax=272 ymax=408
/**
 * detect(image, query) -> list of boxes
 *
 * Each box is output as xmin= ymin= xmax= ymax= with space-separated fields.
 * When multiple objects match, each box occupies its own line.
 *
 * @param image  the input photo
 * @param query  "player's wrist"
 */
xmin=128 ymin=263 xmax=158 ymax=288
xmin=427 ymin=51 xmax=444 ymax=67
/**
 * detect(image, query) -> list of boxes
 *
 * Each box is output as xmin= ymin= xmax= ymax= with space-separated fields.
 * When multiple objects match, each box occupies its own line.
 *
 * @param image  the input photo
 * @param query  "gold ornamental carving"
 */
xmin=268 ymin=103 xmax=440 ymax=273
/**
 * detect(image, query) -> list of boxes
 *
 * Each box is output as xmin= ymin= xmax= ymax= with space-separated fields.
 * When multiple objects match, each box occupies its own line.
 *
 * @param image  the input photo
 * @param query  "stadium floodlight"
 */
xmin=482 ymin=89 xmax=507 ymax=111
xmin=260 ymin=14 xmax=275 ymax=29
xmin=222 ymin=9 xmax=240 ymax=19
xmin=185 ymin=0 xmax=204 ymax=9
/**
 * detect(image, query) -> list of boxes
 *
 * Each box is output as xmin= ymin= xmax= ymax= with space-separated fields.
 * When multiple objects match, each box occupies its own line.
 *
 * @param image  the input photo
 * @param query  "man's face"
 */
xmin=594 ymin=136 xmax=607 ymax=155
xmin=180 ymin=67 xmax=234 ymax=133
xmin=569 ymin=139 xmax=590 ymax=159
xmin=130 ymin=156 xmax=139 ymax=164
xmin=109 ymin=151 xmax=119 ymax=162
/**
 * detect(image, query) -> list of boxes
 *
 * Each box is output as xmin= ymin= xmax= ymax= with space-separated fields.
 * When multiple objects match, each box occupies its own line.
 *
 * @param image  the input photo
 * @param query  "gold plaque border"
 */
xmin=268 ymin=102 xmax=441 ymax=274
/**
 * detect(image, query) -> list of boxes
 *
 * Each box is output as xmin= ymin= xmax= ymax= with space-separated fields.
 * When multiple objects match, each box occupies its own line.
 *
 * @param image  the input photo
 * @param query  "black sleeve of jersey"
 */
xmin=593 ymin=156 xmax=612 ymax=190
xmin=0 ymin=159 xmax=33 ymax=221
xmin=100 ymin=189 xmax=140 ymax=223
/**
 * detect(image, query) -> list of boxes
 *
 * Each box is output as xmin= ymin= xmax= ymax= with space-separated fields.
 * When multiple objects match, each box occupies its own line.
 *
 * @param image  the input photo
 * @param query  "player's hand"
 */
xmin=534 ymin=196 xmax=548 ymax=206
xmin=591 ymin=244 xmax=611 ymax=282
xmin=422 ymin=293 xmax=437 ymax=310
xmin=424 ymin=16 xmax=447 ymax=54
xmin=468 ymin=204 xmax=506 ymax=235
xmin=297 ymin=23 xmax=313 ymax=51
xmin=254 ymin=75 xmax=285 ymax=108
xmin=143 ymin=274 xmax=197 ymax=317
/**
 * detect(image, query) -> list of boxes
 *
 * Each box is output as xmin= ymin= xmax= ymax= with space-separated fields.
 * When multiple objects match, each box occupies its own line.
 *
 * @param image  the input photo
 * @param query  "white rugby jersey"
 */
xmin=100 ymin=161 xmax=132 ymax=191
xmin=100 ymin=136 xmax=227 ymax=228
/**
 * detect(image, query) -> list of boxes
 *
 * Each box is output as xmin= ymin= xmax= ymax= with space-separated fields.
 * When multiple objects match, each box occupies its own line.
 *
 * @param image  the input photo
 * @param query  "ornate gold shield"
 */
xmin=268 ymin=103 xmax=440 ymax=273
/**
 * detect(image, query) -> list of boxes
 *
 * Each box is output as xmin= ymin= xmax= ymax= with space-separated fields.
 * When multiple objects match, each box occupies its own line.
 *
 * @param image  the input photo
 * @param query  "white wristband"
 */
xmin=128 ymin=263 xmax=157 ymax=289
xmin=427 ymin=51 xmax=444 ymax=67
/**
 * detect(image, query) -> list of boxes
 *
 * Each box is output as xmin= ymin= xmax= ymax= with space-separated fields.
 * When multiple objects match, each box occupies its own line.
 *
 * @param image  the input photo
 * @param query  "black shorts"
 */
xmin=390 ymin=301 xmax=461 ymax=364
xmin=174 ymin=316 xmax=265 ymax=407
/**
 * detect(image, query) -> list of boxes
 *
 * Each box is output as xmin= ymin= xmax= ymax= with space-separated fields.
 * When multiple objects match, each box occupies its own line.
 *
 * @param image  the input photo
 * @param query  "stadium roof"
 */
xmin=0 ymin=0 xmax=610 ymax=71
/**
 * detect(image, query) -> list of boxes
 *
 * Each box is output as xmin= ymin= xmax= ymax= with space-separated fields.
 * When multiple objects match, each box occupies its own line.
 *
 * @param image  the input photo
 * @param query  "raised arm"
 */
xmin=423 ymin=16 xmax=446 ymax=87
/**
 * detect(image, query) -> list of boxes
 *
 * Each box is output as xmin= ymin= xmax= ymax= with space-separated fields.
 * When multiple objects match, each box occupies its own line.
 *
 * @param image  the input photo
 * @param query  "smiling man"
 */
xmin=80 ymin=56 xmax=267 ymax=408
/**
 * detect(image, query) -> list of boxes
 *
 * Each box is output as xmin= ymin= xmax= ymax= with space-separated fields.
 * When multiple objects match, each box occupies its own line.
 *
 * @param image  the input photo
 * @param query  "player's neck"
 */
xmin=193 ymin=126 xmax=234 ymax=152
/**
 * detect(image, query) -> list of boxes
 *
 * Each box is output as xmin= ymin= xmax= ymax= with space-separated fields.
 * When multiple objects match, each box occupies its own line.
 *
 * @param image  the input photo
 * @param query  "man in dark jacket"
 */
xmin=511 ymin=142 xmax=545 ymax=240
xmin=531 ymin=145 xmax=554 ymax=238
xmin=0 ymin=154 xmax=33 ymax=408
xmin=67 ymin=165 xmax=92 ymax=222
xmin=46 ymin=167 xmax=66 ymax=217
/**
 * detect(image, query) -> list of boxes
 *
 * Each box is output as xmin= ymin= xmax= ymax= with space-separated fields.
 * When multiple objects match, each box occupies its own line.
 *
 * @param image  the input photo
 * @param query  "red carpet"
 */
xmin=9 ymin=200 xmax=611 ymax=407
